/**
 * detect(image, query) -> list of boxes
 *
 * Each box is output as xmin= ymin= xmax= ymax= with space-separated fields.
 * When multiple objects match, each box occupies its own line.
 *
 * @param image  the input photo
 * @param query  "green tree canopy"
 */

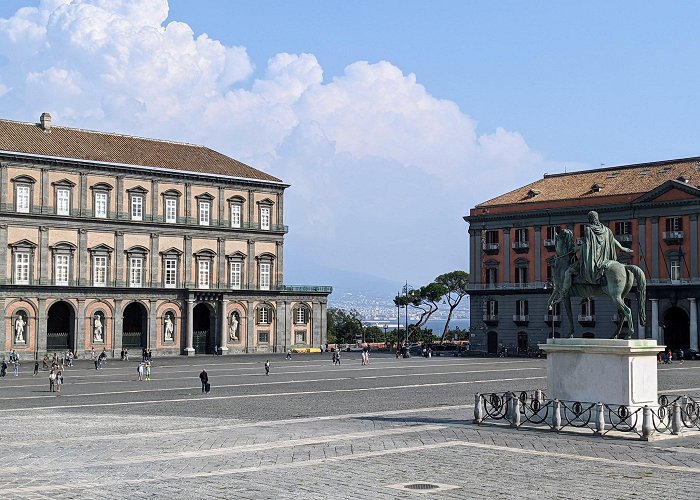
xmin=435 ymin=270 xmax=470 ymax=343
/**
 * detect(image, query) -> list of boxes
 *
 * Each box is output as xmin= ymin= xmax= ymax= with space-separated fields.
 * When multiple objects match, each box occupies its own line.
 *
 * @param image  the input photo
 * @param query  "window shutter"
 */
xmin=524 ymin=300 xmax=529 ymax=315
xmin=494 ymin=301 xmax=499 ymax=315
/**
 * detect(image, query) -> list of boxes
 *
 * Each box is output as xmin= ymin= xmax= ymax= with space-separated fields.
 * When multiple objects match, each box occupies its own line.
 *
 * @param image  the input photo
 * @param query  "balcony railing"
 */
xmin=543 ymin=314 xmax=561 ymax=322
xmin=482 ymin=242 xmax=499 ymax=254
xmin=578 ymin=314 xmax=596 ymax=323
xmin=611 ymin=313 xmax=628 ymax=323
xmin=482 ymin=314 xmax=499 ymax=323
xmin=512 ymin=314 xmax=530 ymax=323
xmin=543 ymin=239 xmax=556 ymax=249
xmin=615 ymin=234 xmax=633 ymax=242
xmin=512 ymin=241 xmax=529 ymax=252
xmin=663 ymin=231 xmax=684 ymax=242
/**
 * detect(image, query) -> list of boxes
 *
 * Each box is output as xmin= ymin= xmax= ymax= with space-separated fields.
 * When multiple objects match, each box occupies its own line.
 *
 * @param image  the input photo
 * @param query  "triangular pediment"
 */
xmin=88 ymin=243 xmax=114 ymax=253
xmin=634 ymin=179 xmax=700 ymax=203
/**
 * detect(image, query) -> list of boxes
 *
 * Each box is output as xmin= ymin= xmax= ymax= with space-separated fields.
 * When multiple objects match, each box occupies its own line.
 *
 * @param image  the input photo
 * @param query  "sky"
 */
xmin=1 ymin=0 xmax=700 ymax=293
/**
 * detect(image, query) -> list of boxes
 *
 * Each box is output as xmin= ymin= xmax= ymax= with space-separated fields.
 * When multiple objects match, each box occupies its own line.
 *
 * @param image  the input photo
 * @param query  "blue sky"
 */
xmin=1 ymin=1 xmax=699 ymax=292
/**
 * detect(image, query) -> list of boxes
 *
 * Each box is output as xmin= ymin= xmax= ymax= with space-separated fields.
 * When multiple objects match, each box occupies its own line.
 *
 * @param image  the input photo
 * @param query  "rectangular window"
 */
xmin=129 ymin=257 xmax=143 ymax=287
xmin=515 ymin=228 xmax=528 ymax=243
xmin=199 ymin=201 xmax=210 ymax=226
xmin=198 ymin=260 xmax=210 ymax=289
xmin=515 ymin=267 xmax=528 ymax=284
xmin=486 ymin=300 xmax=498 ymax=317
xmin=95 ymin=192 xmax=108 ymax=218
xmin=546 ymin=226 xmax=558 ymax=240
xmin=165 ymin=259 xmax=177 ymax=288
xmin=230 ymin=261 xmax=242 ymax=289
xmin=260 ymin=263 xmax=271 ymax=290
xmin=295 ymin=331 xmax=306 ymax=344
xmin=16 ymin=186 xmax=30 ymax=213
xmin=258 ymin=331 xmax=269 ymax=343
xmin=671 ymin=260 xmax=681 ymax=281
xmin=666 ymin=217 xmax=683 ymax=232
xmin=165 ymin=198 xmax=177 ymax=223
xmin=582 ymin=299 xmax=595 ymax=317
xmin=486 ymin=268 xmax=498 ymax=285
xmin=57 ymin=188 xmax=70 ymax=216
xmin=93 ymin=256 xmax=107 ymax=286
xmin=295 ymin=307 xmax=307 ymax=324
xmin=55 ymin=255 xmax=69 ymax=285
xmin=260 ymin=206 xmax=270 ymax=230
xmin=15 ymin=253 xmax=30 ymax=284
xmin=516 ymin=300 xmax=528 ymax=316
xmin=259 ymin=307 xmax=269 ymax=325
xmin=131 ymin=196 xmax=143 ymax=221
xmin=230 ymin=203 xmax=241 ymax=228
xmin=615 ymin=221 xmax=630 ymax=235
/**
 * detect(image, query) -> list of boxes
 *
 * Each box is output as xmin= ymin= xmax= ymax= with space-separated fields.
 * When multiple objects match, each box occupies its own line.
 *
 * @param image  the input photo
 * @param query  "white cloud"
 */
xmin=0 ymin=0 xmax=553 ymax=285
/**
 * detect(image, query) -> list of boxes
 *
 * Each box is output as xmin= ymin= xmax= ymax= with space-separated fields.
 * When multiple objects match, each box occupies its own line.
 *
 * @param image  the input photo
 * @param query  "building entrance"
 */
xmin=663 ymin=307 xmax=689 ymax=351
xmin=47 ymin=301 xmax=74 ymax=352
xmin=122 ymin=302 xmax=147 ymax=349
xmin=193 ymin=303 xmax=215 ymax=354
xmin=487 ymin=331 xmax=498 ymax=355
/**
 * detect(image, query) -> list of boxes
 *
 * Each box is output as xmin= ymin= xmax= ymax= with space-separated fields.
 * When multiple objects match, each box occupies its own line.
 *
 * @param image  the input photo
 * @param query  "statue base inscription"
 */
xmin=539 ymin=338 xmax=663 ymax=409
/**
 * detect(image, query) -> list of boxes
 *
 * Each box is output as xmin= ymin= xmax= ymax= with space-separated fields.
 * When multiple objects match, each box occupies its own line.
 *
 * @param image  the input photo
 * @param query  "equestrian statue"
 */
xmin=547 ymin=211 xmax=647 ymax=339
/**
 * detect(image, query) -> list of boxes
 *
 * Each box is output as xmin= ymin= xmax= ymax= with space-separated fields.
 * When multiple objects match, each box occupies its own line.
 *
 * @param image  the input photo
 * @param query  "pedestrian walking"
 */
xmin=335 ymin=351 xmax=341 ymax=365
xmin=42 ymin=354 xmax=49 ymax=370
xmin=265 ymin=360 xmax=270 ymax=375
xmin=137 ymin=362 xmax=144 ymax=381
xmin=94 ymin=358 xmax=99 ymax=370
xmin=0 ymin=359 xmax=7 ymax=377
xmin=145 ymin=361 xmax=151 ymax=381
xmin=199 ymin=369 xmax=209 ymax=393
xmin=49 ymin=369 xmax=56 ymax=392
xmin=332 ymin=351 xmax=337 ymax=365
xmin=56 ymin=370 xmax=63 ymax=392
xmin=286 ymin=349 xmax=292 ymax=360
xmin=213 ymin=345 xmax=219 ymax=356
xmin=90 ymin=347 xmax=95 ymax=361
xmin=13 ymin=360 xmax=20 ymax=376
xmin=678 ymin=349 xmax=685 ymax=365
xmin=33 ymin=360 xmax=39 ymax=376
xmin=124 ymin=348 xmax=129 ymax=361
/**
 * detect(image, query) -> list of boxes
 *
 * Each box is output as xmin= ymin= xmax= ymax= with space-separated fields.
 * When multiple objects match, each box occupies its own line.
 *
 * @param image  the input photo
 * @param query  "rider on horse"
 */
xmin=554 ymin=210 xmax=633 ymax=304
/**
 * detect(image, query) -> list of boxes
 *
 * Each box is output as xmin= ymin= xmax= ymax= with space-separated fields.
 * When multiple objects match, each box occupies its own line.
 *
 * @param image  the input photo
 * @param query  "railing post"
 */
xmin=535 ymin=389 xmax=543 ymax=403
xmin=474 ymin=393 xmax=484 ymax=424
xmin=552 ymin=399 xmax=562 ymax=431
xmin=512 ymin=397 xmax=522 ymax=428
xmin=672 ymin=401 xmax=682 ymax=435
xmin=595 ymin=402 xmax=605 ymax=435
xmin=642 ymin=405 xmax=653 ymax=440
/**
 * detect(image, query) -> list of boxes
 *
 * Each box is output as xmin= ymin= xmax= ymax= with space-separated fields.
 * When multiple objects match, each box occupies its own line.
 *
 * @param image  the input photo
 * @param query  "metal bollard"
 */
xmin=512 ymin=397 xmax=522 ymax=428
xmin=474 ymin=393 xmax=484 ymax=424
xmin=506 ymin=392 xmax=514 ymax=421
xmin=672 ymin=401 xmax=682 ymax=435
xmin=535 ymin=389 xmax=543 ymax=403
xmin=595 ymin=402 xmax=605 ymax=435
xmin=642 ymin=405 xmax=653 ymax=440
xmin=552 ymin=399 xmax=562 ymax=431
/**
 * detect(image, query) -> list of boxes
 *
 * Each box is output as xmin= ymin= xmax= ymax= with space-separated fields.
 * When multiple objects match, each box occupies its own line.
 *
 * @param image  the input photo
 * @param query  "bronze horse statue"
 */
xmin=546 ymin=229 xmax=647 ymax=339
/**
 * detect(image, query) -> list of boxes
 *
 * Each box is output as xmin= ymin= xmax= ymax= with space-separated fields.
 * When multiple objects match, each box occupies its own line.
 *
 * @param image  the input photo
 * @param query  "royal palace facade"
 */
xmin=466 ymin=157 xmax=700 ymax=355
xmin=0 ymin=113 xmax=330 ymax=358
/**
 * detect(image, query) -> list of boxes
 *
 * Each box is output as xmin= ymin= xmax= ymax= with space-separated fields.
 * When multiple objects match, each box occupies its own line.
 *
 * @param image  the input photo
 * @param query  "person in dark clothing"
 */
xmin=265 ymin=360 xmax=270 ymax=375
xmin=199 ymin=369 xmax=208 ymax=393
xmin=33 ymin=361 xmax=39 ymax=376
xmin=0 ymin=360 xmax=7 ymax=377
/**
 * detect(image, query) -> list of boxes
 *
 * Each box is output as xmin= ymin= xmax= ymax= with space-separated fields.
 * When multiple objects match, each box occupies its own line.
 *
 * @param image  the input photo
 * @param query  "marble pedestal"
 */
xmin=538 ymin=338 xmax=663 ymax=408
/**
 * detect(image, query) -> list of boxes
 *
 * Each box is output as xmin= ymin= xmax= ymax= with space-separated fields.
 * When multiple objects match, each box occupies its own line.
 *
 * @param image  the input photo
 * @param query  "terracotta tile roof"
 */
xmin=477 ymin=157 xmax=700 ymax=208
xmin=0 ymin=117 xmax=282 ymax=183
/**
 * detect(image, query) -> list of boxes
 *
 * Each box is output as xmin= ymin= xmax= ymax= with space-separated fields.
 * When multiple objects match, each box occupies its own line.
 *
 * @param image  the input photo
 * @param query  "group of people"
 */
xmin=332 ymin=350 xmax=341 ymax=365
xmin=659 ymin=349 xmax=683 ymax=364
xmin=92 ymin=348 xmax=108 ymax=370
xmin=48 ymin=367 xmax=63 ymax=392
xmin=137 ymin=360 xmax=152 ymax=381
xmin=142 ymin=348 xmax=153 ymax=362
xmin=361 ymin=348 xmax=370 ymax=365
xmin=119 ymin=348 xmax=130 ymax=361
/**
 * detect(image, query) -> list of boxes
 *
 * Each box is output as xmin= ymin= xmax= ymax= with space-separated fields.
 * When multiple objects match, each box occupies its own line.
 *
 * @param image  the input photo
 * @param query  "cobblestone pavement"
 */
xmin=1 ymin=353 xmax=699 ymax=499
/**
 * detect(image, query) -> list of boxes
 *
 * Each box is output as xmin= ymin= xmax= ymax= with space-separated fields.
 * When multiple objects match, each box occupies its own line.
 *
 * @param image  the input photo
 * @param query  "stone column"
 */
xmin=534 ymin=225 xmax=541 ymax=283
xmin=247 ymin=239 xmax=255 ymax=289
xmin=184 ymin=235 xmax=192 ymax=288
xmin=690 ymin=298 xmax=698 ymax=351
xmin=0 ymin=163 xmax=7 ymax=208
xmin=0 ymin=224 xmax=7 ymax=283
xmin=219 ymin=297 xmax=229 ymax=355
xmin=319 ymin=300 xmax=327 ymax=347
xmin=115 ymin=176 xmax=124 ymax=219
xmin=37 ymin=297 xmax=47 ymax=356
xmin=276 ymin=191 xmax=283 ymax=227
xmin=276 ymin=300 xmax=288 ymax=351
xmin=651 ymin=217 xmax=659 ymax=279
xmin=115 ymin=231 xmax=124 ymax=287
xmin=76 ymin=299 xmax=86 ymax=355
xmin=218 ymin=186 xmax=225 ymax=227
xmin=151 ymin=180 xmax=159 ymax=222
xmin=113 ymin=299 xmax=123 ymax=355
xmin=78 ymin=228 xmax=88 ymax=286
xmin=651 ymin=299 xmax=659 ymax=341
xmin=79 ymin=172 xmax=87 ymax=216
xmin=185 ymin=298 xmax=195 ymax=355
xmin=247 ymin=189 xmax=255 ymax=225
xmin=148 ymin=299 xmax=157 ymax=352
xmin=217 ymin=237 xmax=225 ymax=288
xmin=246 ymin=299 xmax=254 ymax=353
xmin=40 ymin=169 xmax=49 ymax=214
xmin=312 ymin=300 xmax=323 ymax=349
xmin=185 ymin=183 xmax=192 ymax=224
xmin=691 ymin=215 xmax=698 ymax=279
xmin=503 ymin=228 xmax=511 ymax=283
xmin=39 ymin=226 xmax=49 ymax=285
xmin=150 ymin=233 xmax=159 ymax=286
xmin=275 ymin=240 xmax=283 ymax=286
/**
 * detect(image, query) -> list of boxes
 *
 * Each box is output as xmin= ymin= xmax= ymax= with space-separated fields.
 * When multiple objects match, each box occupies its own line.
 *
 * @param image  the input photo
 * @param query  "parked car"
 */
xmin=674 ymin=348 xmax=700 ymax=360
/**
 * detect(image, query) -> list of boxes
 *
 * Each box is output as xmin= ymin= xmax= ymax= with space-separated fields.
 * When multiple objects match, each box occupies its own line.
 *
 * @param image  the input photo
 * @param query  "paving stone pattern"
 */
xmin=0 ymin=353 xmax=699 ymax=499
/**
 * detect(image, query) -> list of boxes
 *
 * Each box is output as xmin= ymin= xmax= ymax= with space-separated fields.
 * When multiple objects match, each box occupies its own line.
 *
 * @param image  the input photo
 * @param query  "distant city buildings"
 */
xmin=465 ymin=157 xmax=700 ymax=355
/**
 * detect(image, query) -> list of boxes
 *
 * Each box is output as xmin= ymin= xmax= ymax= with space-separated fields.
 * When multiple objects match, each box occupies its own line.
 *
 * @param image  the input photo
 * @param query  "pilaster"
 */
xmin=0 ymin=163 xmax=7 ymax=207
xmin=247 ymin=189 xmax=255 ymax=224
xmin=247 ymin=239 xmax=255 ymax=289
xmin=219 ymin=298 xmax=229 ymax=355
xmin=76 ymin=299 xmax=86 ymax=354
xmin=690 ymin=298 xmax=698 ymax=351
xmin=115 ymin=176 xmax=124 ymax=219
xmin=637 ymin=217 xmax=647 ymax=273
xmin=78 ymin=228 xmax=88 ymax=286
xmin=0 ymin=224 xmax=7 ymax=283
xmin=150 ymin=233 xmax=159 ymax=286
xmin=79 ymin=172 xmax=87 ymax=216
xmin=151 ymin=180 xmax=159 ymax=221
xmin=246 ymin=299 xmax=254 ymax=353
xmin=503 ymin=228 xmax=511 ymax=283
xmin=651 ymin=217 xmax=659 ymax=279
xmin=217 ymin=237 xmax=225 ymax=288
xmin=534 ymin=225 xmax=541 ymax=282
xmin=37 ymin=297 xmax=47 ymax=355
xmin=115 ymin=231 xmax=124 ymax=286
xmin=275 ymin=241 xmax=283 ymax=286
xmin=39 ymin=226 xmax=49 ymax=284
xmin=650 ymin=299 xmax=659 ymax=341
xmin=113 ymin=299 xmax=123 ymax=354
xmin=691 ymin=214 xmax=698 ymax=278
xmin=185 ymin=298 xmax=195 ymax=355
xmin=184 ymin=235 xmax=192 ymax=288
xmin=148 ymin=299 xmax=157 ymax=351
xmin=185 ymin=183 xmax=192 ymax=223
xmin=41 ymin=169 xmax=49 ymax=214
xmin=218 ymin=186 xmax=225 ymax=227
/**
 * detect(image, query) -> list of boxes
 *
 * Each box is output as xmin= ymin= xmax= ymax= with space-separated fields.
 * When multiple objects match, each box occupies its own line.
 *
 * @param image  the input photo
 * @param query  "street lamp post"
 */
xmin=404 ymin=281 xmax=409 ymax=344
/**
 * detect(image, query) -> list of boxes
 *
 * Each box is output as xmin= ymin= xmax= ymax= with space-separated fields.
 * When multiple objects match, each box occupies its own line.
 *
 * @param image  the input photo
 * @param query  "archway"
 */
xmin=47 ymin=301 xmax=74 ymax=352
xmin=663 ymin=307 xmax=689 ymax=351
xmin=487 ymin=330 xmax=498 ymax=355
xmin=193 ymin=303 xmax=215 ymax=354
xmin=123 ymin=302 xmax=147 ymax=349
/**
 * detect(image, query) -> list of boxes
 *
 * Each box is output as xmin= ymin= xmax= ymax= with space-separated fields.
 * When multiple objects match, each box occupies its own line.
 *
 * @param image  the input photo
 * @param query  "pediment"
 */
xmin=51 ymin=178 xmax=76 ymax=188
xmin=633 ymin=180 xmax=700 ymax=203
xmin=9 ymin=239 xmax=37 ymax=249
xmin=88 ymin=243 xmax=114 ymax=253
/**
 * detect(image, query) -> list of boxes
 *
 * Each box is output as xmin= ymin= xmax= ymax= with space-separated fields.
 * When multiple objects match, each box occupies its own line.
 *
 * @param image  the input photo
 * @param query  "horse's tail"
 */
xmin=627 ymin=265 xmax=647 ymax=326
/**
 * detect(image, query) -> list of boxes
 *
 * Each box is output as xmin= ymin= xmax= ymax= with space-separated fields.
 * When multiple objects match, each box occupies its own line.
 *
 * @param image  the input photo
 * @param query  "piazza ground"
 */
xmin=1 ymin=352 xmax=700 ymax=498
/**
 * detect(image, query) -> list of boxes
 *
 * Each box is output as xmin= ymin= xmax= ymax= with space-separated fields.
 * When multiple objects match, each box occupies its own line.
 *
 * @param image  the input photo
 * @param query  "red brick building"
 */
xmin=465 ymin=157 xmax=700 ymax=354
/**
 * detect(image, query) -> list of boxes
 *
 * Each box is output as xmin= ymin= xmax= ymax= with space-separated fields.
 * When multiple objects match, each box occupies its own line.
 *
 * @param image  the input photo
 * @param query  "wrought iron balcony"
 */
xmin=512 ymin=314 xmax=530 ymax=323
xmin=482 ymin=314 xmax=499 ymax=324
xmin=482 ymin=242 xmax=499 ymax=254
xmin=663 ymin=231 xmax=684 ymax=243
xmin=611 ymin=313 xmax=628 ymax=324
xmin=512 ymin=241 xmax=529 ymax=253
xmin=544 ymin=239 xmax=556 ymax=249
xmin=578 ymin=314 xmax=596 ymax=324
xmin=543 ymin=314 xmax=561 ymax=323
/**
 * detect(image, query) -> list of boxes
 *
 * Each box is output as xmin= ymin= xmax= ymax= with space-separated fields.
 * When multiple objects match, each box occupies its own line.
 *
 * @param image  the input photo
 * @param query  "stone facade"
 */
xmin=0 ymin=114 xmax=330 ymax=358
xmin=465 ymin=158 xmax=700 ymax=355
